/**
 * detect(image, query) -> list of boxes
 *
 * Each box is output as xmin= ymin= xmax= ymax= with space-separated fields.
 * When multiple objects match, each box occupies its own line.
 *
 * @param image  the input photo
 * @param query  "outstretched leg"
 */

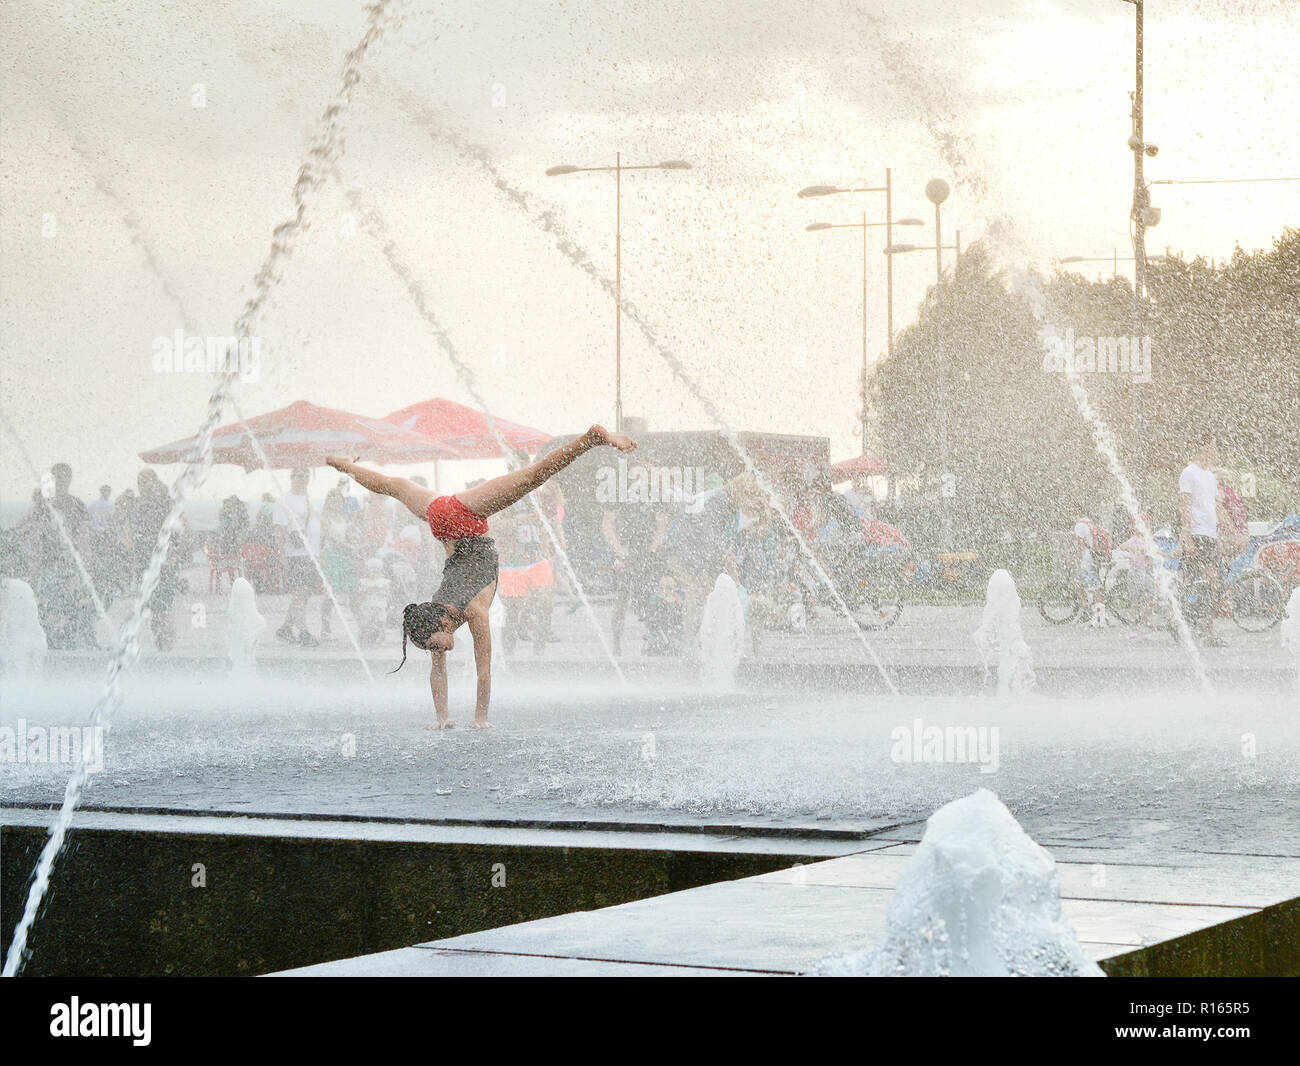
xmin=457 ymin=425 xmax=635 ymax=519
xmin=326 ymin=456 xmax=437 ymax=522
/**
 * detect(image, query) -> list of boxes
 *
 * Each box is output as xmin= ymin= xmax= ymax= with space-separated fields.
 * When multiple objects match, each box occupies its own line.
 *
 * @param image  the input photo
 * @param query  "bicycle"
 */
xmin=1161 ymin=552 xmax=1287 ymax=637
xmin=1038 ymin=554 xmax=1138 ymax=626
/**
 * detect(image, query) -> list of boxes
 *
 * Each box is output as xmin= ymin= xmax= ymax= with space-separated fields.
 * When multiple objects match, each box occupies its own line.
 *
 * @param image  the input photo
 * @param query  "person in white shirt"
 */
xmin=273 ymin=468 xmax=324 ymax=647
xmin=88 ymin=485 xmax=114 ymax=534
xmin=1178 ymin=431 xmax=1223 ymax=646
xmin=1073 ymin=509 xmax=1104 ymax=618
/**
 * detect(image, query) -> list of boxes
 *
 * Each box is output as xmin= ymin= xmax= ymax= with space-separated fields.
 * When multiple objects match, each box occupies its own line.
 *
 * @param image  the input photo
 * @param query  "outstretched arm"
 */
xmin=429 ymin=650 xmax=451 ymax=727
xmin=468 ymin=614 xmax=493 ymax=727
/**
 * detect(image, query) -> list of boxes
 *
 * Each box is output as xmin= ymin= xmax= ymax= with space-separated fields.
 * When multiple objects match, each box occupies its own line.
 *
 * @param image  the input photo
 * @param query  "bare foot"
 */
xmin=470 ymin=718 xmax=493 ymax=730
xmin=424 ymin=718 xmax=455 ymax=730
xmin=326 ymin=455 xmax=360 ymax=472
xmin=589 ymin=424 xmax=637 ymax=452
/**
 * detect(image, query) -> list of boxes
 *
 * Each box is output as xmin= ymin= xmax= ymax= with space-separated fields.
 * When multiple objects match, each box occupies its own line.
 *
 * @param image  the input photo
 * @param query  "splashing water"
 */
xmin=993 ymin=257 xmax=1213 ymax=694
xmin=698 ymin=572 xmax=746 ymax=692
xmin=2 ymin=0 xmax=401 ymax=978
xmin=407 ymin=115 xmax=898 ymax=695
xmin=338 ymin=179 xmax=626 ymax=686
xmin=972 ymin=569 xmax=1035 ymax=697
xmin=820 ymin=789 xmax=1103 ymax=977
xmin=1 ymin=578 xmax=48 ymax=677
xmin=1282 ymin=588 xmax=1300 ymax=694
xmin=845 ymin=5 xmax=1210 ymax=692
xmin=227 ymin=577 xmax=267 ymax=679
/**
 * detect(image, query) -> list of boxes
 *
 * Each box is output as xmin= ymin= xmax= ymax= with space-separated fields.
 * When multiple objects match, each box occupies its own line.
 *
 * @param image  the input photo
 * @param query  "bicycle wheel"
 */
xmin=1230 ymin=570 xmax=1286 ymax=632
xmin=1038 ymin=582 xmax=1079 ymax=625
xmin=1102 ymin=569 xmax=1137 ymax=626
xmin=854 ymin=579 xmax=904 ymax=630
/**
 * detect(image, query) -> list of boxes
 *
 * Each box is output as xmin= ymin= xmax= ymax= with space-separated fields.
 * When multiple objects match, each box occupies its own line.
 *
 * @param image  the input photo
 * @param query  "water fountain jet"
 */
xmin=227 ymin=577 xmax=266 ymax=679
xmin=972 ymin=569 xmax=1035 ymax=697
xmin=821 ymin=789 xmax=1102 ymax=977
xmin=699 ymin=572 xmax=745 ymax=692
xmin=1 ymin=578 xmax=49 ymax=677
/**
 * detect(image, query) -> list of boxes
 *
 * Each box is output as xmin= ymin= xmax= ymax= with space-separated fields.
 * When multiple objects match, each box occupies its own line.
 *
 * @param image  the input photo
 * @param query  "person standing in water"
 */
xmin=328 ymin=424 xmax=636 ymax=728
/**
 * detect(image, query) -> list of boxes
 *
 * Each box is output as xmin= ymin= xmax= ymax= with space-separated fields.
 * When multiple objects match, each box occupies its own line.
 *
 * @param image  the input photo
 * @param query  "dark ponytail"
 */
xmin=391 ymin=601 xmax=450 ymax=672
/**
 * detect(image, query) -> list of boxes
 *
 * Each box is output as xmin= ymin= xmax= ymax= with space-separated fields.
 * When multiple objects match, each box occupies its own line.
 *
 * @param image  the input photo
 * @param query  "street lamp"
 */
xmin=546 ymin=155 xmax=693 ymax=431
xmin=1057 ymin=250 xmax=1166 ymax=280
xmin=804 ymin=216 xmax=924 ymax=453
xmin=797 ymin=170 xmax=902 ymax=358
xmin=1149 ymin=175 xmax=1300 ymax=186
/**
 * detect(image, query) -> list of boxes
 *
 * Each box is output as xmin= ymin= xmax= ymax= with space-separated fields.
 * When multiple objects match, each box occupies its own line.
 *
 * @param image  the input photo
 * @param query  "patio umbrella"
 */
xmin=140 ymin=400 xmax=463 ymax=471
xmin=384 ymin=398 xmax=550 ymax=459
xmin=830 ymin=453 xmax=889 ymax=482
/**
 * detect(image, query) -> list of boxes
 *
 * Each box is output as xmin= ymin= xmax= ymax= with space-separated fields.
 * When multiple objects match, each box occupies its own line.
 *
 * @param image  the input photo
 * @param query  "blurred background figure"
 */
xmin=273 ymin=468 xmax=323 ymax=647
xmin=132 ymin=468 xmax=185 ymax=651
xmin=320 ymin=487 xmax=360 ymax=640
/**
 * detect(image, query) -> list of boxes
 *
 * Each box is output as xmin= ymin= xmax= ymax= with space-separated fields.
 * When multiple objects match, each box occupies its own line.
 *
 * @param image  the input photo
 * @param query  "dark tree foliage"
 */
xmin=869 ymin=229 xmax=1299 ymax=545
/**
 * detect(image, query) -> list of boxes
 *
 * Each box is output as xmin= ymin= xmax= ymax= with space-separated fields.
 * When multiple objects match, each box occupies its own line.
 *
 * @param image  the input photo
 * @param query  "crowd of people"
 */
xmin=16 ymin=434 xmax=1284 ymax=661
xmin=2 ymin=464 xmax=184 ymax=650
xmin=0 ymin=456 xmax=910 ymax=661
xmin=567 ymin=469 xmax=909 ymax=657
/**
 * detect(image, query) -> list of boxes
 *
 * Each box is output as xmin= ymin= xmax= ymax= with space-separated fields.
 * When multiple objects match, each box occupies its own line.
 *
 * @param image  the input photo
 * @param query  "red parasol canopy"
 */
xmin=830 ymin=453 xmax=889 ymax=481
xmin=140 ymin=400 xmax=462 ymax=471
xmin=384 ymin=398 xmax=550 ymax=459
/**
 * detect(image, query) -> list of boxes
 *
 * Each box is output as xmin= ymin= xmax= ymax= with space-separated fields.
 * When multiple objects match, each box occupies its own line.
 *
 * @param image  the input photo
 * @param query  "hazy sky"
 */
xmin=2 ymin=0 xmax=1296 ymax=501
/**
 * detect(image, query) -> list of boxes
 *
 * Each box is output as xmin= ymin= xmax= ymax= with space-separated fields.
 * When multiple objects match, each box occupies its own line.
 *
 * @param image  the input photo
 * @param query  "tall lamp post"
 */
xmin=546 ymin=155 xmax=692 ymax=432
xmin=886 ymin=176 xmax=957 ymax=547
xmin=1119 ymin=0 xmax=1157 ymax=301
xmin=798 ymin=170 xmax=900 ymax=357
xmin=804 ymin=215 xmax=923 ymax=453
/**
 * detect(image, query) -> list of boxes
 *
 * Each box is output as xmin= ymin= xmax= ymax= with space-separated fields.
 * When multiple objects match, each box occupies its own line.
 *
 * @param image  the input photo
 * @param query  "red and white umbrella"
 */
xmin=830 ymin=453 xmax=889 ymax=482
xmin=384 ymin=398 xmax=550 ymax=459
xmin=140 ymin=400 xmax=463 ymax=470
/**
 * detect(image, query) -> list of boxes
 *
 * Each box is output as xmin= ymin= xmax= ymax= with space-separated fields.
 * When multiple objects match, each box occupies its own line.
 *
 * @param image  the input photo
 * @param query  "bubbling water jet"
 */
xmin=227 ymin=577 xmax=267 ymax=679
xmin=820 ymin=789 xmax=1103 ymax=977
xmin=972 ymin=569 xmax=1035 ymax=697
xmin=1 ymin=578 xmax=48 ymax=677
xmin=699 ymin=572 xmax=746 ymax=692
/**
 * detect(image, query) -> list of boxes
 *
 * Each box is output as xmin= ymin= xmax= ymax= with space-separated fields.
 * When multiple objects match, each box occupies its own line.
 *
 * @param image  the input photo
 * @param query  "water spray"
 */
xmin=411 ymin=115 xmax=899 ymax=696
xmin=3 ymin=0 xmax=401 ymax=978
